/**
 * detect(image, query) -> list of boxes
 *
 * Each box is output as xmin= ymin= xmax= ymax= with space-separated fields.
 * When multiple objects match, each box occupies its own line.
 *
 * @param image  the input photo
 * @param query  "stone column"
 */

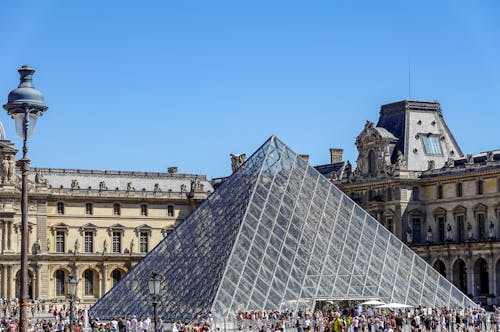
xmin=100 ymin=264 xmax=107 ymax=297
xmin=7 ymin=221 xmax=11 ymax=251
xmin=0 ymin=220 xmax=3 ymax=254
xmin=466 ymin=256 xmax=474 ymax=297
xmin=489 ymin=253 xmax=496 ymax=299
xmin=7 ymin=265 xmax=13 ymax=298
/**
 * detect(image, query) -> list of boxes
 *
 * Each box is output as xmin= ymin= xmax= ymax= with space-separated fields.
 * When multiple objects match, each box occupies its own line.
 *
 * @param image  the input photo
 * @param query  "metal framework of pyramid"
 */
xmin=90 ymin=136 xmax=475 ymax=321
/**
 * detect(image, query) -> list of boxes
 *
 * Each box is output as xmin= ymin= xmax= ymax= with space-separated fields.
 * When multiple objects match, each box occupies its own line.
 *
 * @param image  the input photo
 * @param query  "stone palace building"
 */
xmin=0 ymin=123 xmax=213 ymax=305
xmin=316 ymin=100 xmax=500 ymax=306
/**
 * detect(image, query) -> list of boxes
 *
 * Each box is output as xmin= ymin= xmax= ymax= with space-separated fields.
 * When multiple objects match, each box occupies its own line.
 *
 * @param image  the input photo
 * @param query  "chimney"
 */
xmin=298 ymin=154 xmax=310 ymax=163
xmin=330 ymin=148 xmax=343 ymax=163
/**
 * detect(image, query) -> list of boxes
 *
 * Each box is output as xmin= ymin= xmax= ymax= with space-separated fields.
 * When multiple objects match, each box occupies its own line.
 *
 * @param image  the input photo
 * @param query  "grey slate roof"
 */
xmin=29 ymin=167 xmax=214 ymax=193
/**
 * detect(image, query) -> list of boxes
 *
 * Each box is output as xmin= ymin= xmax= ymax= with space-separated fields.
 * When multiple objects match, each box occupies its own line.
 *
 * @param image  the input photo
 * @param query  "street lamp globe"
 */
xmin=3 ymin=65 xmax=48 ymax=139
xmin=3 ymin=65 xmax=48 ymax=332
xmin=148 ymin=272 xmax=161 ymax=297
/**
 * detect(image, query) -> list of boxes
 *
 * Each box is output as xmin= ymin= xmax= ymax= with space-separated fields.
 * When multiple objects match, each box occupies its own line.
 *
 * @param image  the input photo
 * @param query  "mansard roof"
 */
xmin=28 ymin=167 xmax=214 ymax=193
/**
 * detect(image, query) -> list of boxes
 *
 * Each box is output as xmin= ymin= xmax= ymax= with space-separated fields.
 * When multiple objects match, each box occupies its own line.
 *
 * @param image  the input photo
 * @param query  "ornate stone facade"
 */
xmin=327 ymin=100 xmax=500 ymax=306
xmin=0 ymin=138 xmax=213 ymax=305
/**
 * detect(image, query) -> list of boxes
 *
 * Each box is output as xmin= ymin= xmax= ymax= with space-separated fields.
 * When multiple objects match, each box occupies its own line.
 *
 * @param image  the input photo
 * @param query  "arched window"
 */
xmin=475 ymin=258 xmax=489 ymax=295
xmin=112 ymin=269 xmax=122 ymax=286
xmin=55 ymin=270 xmax=65 ymax=296
xmin=84 ymin=270 xmax=94 ymax=296
xmin=453 ymin=259 xmax=467 ymax=293
xmin=433 ymin=260 xmax=446 ymax=278
xmin=368 ymin=150 xmax=376 ymax=175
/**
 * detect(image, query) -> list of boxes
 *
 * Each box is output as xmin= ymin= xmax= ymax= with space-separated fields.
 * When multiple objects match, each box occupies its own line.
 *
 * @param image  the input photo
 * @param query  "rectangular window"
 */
xmin=113 ymin=203 xmax=121 ymax=216
xmin=437 ymin=185 xmax=443 ymax=199
xmin=411 ymin=187 xmax=419 ymax=201
xmin=456 ymin=183 xmax=463 ymax=197
xmin=140 ymin=232 xmax=148 ymax=253
xmin=477 ymin=213 xmax=485 ymax=239
xmin=412 ymin=218 xmax=421 ymax=243
xmin=141 ymin=204 xmax=148 ymax=216
xmin=112 ymin=231 xmax=121 ymax=253
xmin=437 ymin=216 xmax=445 ymax=242
xmin=167 ymin=205 xmax=174 ymax=217
xmin=57 ymin=202 xmax=64 ymax=215
xmin=477 ymin=180 xmax=484 ymax=195
xmin=56 ymin=231 xmax=65 ymax=253
xmin=84 ymin=232 xmax=94 ymax=253
xmin=85 ymin=203 xmax=93 ymax=215
xmin=422 ymin=136 xmax=443 ymax=155
xmin=456 ymin=215 xmax=465 ymax=242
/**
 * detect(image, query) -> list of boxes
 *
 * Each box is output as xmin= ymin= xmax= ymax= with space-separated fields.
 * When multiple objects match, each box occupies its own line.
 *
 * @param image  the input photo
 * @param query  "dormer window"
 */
xmin=422 ymin=135 xmax=443 ymax=155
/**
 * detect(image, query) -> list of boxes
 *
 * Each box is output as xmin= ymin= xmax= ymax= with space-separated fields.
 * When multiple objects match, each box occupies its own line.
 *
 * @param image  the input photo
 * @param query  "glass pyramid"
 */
xmin=90 ymin=136 xmax=475 ymax=321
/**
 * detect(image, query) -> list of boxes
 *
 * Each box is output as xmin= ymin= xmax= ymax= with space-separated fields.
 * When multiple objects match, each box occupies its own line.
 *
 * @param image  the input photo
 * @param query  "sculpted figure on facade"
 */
xmin=466 ymin=154 xmax=474 ymax=164
xmin=487 ymin=151 xmax=494 ymax=162
xmin=406 ymin=226 xmax=412 ymax=244
xmin=446 ymin=223 xmax=452 ymax=241
xmin=180 ymin=184 xmax=187 ymax=192
xmin=71 ymin=179 xmax=79 ymax=190
xmin=1 ymin=156 xmax=15 ymax=184
xmin=343 ymin=161 xmax=352 ymax=181
xmin=427 ymin=160 xmax=435 ymax=171
xmin=190 ymin=175 xmax=203 ymax=192
xmin=444 ymin=158 xmax=455 ymax=168
xmin=99 ymin=181 xmax=107 ymax=191
xmin=153 ymin=183 xmax=161 ymax=192
xmin=426 ymin=226 xmax=432 ymax=243
xmin=127 ymin=182 xmax=135 ymax=191
xmin=35 ymin=169 xmax=48 ymax=185
xmin=489 ymin=220 xmax=495 ymax=239
xmin=230 ymin=153 xmax=246 ymax=172
xmin=395 ymin=150 xmax=407 ymax=170
xmin=467 ymin=222 xmax=473 ymax=240
xmin=74 ymin=239 xmax=80 ymax=253
xmin=103 ymin=239 xmax=108 ymax=253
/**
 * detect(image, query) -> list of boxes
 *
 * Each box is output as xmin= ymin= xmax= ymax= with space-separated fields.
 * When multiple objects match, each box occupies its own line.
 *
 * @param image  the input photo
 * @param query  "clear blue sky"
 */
xmin=1 ymin=1 xmax=499 ymax=179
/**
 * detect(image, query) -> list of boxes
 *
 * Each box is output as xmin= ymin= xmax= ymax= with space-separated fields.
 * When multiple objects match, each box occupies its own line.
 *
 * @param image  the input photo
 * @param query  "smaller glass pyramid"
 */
xmin=91 ymin=136 xmax=475 ymax=321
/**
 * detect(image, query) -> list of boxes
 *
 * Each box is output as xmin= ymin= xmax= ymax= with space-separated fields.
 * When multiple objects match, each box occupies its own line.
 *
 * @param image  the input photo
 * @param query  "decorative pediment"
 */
xmin=472 ymin=203 xmax=487 ymax=212
xmin=79 ymin=223 xmax=98 ymax=235
xmin=134 ymin=224 xmax=152 ymax=236
xmin=453 ymin=205 xmax=467 ymax=215
xmin=433 ymin=207 xmax=447 ymax=216
xmin=50 ymin=222 xmax=69 ymax=235
xmin=14 ymin=221 xmax=36 ymax=234
xmin=107 ymin=223 xmax=126 ymax=235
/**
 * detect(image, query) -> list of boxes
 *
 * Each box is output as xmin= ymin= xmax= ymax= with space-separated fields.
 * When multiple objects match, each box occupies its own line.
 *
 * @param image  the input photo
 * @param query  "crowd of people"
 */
xmin=233 ymin=306 xmax=500 ymax=332
xmin=1 ymin=297 xmax=499 ymax=332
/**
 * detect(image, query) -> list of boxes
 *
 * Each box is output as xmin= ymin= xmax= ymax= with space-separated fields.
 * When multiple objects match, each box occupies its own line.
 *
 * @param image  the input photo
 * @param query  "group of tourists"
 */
xmin=1 ymin=297 xmax=499 ymax=332
xmin=234 ymin=305 xmax=500 ymax=332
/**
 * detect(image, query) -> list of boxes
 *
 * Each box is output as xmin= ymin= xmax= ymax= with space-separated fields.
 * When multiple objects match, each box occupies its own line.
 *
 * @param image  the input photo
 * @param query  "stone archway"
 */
xmin=15 ymin=269 xmax=34 ymax=300
xmin=452 ymin=259 xmax=467 ymax=294
xmin=433 ymin=260 xmax=446 ymax=278
xmin=474 ymin=258 xmax=489 ymax=296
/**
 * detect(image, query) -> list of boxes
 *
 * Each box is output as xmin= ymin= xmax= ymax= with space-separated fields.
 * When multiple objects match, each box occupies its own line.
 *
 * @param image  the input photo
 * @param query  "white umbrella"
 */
xmin=361 ymin=300 xmax=385 ymax=305
xmin=375 ymin=302 xmax=412 ymax=309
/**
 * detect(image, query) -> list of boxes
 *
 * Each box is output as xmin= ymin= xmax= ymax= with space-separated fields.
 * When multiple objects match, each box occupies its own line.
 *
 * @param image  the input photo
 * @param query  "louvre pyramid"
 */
xmin=90 ymin=136 xmax=475 ymax=321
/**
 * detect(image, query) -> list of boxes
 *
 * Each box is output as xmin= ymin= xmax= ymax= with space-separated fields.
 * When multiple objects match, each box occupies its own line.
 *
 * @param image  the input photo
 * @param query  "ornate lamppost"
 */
xmin=148 ymin=272 xmax=162 ymax=332
xmin=3 ymin=65 xmax=48 ymax=332
xmin=68 ymin=273 xmax=78 ymax=332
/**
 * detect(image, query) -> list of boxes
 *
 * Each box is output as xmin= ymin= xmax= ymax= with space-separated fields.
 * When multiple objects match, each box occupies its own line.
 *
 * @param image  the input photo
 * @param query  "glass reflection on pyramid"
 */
xmin=90 ymin=136 xmax=475 ymax=321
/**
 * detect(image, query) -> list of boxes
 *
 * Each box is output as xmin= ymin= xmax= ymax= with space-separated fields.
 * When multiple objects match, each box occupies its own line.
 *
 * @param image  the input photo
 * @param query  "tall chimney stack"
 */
xmin=330 ymin=148 xmax=343 ymax=163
